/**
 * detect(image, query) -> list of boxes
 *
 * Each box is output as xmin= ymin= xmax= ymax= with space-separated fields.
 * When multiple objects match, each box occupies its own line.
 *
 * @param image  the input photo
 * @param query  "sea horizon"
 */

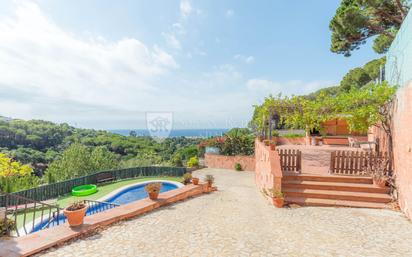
xmin=108 ymin=128 xmax=229 ymax=138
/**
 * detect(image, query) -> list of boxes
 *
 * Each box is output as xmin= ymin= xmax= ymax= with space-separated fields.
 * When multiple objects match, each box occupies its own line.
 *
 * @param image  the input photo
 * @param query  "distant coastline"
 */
xmin=108 ymin=129 xmax=229 ymax=138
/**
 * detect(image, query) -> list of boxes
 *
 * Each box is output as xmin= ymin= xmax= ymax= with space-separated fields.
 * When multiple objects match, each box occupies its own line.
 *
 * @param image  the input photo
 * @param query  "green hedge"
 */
xmin=0 ymin=166 xmax=186 ymax=207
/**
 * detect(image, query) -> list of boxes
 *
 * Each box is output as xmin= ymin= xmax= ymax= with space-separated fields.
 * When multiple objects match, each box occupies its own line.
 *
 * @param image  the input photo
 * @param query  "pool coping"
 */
xmin=0 ymin=183 xmax=213 ymax=257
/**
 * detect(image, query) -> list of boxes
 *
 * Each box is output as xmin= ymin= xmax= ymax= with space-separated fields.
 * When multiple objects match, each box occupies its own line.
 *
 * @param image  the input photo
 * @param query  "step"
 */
xmin=282 ymin=180 xmax=389 ymax=194
xmin=285 ymin=196 xmax=388 ymax=209
xmin=283 ymin=174 xmax=373 ymax=184
xmin=283 ymin=188 xmax=391 ymax=203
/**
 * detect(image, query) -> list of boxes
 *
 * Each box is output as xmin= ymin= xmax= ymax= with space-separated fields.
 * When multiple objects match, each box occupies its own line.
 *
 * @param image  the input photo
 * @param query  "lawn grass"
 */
xmin=57 ymin=176 xmax=182 ymax=208
xmin=12 ymin=176 xmax=182 ymax=232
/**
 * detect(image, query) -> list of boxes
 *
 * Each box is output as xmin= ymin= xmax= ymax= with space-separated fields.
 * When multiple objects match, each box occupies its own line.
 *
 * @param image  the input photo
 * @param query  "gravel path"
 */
xmin=38 ymin=168 xmax=412 ymax=257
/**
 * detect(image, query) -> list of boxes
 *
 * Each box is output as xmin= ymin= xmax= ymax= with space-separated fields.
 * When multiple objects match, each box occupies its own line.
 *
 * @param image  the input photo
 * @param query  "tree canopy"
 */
xmin=330 ymin=0 xmax=409 ymax=56
xmin=44 ymin=143 xmax=119 ymax=183
xmin=307 ymin=57 xmax=386 ymax=99
xmin=0 ymin=153 xmax=38 ymax=192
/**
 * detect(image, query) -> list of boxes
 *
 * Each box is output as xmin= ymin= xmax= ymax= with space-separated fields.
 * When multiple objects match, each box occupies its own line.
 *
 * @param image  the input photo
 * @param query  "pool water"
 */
xmin=30 ymin=181 xmax=178 ymax=233
xmin=106 ymin=183 xmax=178 ymax=205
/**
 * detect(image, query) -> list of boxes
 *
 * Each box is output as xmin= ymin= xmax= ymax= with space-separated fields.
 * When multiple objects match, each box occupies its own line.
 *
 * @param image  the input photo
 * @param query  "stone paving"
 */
xmin=37 ymin=168 xmax=412 ymax=257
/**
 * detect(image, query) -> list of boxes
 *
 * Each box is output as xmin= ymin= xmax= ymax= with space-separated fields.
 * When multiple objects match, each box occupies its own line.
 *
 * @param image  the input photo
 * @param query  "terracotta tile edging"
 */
xmin=0 ymin=183 xmax=211 ymax=257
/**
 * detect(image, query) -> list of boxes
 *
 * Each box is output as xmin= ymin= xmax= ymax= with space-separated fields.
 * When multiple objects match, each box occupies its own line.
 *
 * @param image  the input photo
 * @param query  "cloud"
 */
xmin=172 ymin=23 xmax=186 ymax=35
xmin=226 ymin=9 xmax=234 ymax=18
xmin=180 ymin=0 xmax=192 ymax=18
xmin=234 ymin=54 xmax=255 ymax=64
xmin=162 ymin=32 xmax=181 ymax=50
xmin=0 ymin=2 xmax=178 ymax=125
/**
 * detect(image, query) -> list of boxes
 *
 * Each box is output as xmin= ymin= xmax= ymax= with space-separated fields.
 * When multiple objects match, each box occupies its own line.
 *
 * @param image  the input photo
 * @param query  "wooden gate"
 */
xmin=330 ymin=150 xmax=392 ymax=176
xmin=277 ymin=149 xmax=302 ymax=173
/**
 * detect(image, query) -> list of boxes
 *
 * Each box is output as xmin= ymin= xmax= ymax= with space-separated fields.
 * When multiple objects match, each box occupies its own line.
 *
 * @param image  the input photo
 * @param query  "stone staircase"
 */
xmin=282 ymin=174 xmax=392 ymax=209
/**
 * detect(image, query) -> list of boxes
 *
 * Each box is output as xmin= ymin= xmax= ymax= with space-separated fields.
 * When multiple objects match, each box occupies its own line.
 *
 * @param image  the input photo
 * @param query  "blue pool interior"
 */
xmin=31 ymin=182 xmax=178 ymax=233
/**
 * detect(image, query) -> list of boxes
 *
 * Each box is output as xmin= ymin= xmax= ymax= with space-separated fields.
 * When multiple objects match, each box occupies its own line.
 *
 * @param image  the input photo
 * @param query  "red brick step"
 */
xmin=283 ymin=173 xmax=373 ymax=184
xmin=285 ymin=196 xmax=389 ymax=209
xmin=282 ymin=180 xmax=389 ymax=194
xmin=283 ymin=188 xmax=391 ymax=203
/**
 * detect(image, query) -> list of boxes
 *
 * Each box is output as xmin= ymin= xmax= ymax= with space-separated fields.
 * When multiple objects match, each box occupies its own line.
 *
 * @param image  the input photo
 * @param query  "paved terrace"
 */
xmin=38 ymin=168 xmax=412 ymax=257
xmin=277 ymin=144 xmax=361 ymax=175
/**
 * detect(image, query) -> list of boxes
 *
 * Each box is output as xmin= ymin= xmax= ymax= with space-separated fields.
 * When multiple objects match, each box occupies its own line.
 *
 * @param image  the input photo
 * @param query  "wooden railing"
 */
xmin=330 ymin=150 xmax=392 ymax=176
xmin=277 ymin=149 xmax=302 ymax=173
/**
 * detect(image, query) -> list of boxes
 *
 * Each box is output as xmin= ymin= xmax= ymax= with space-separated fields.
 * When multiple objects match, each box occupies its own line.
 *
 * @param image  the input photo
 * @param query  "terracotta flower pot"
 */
xmin=270 ymin=143 xmax=276 ymax=151
xmin=192 ymin=178 xmax=199 ymax=185
xmin=63 ymin=205 xmax=88 ymax=227
xmin=373 ymin=178 xmax=387 ymax=188
xmin=272 ymin=197 xmax=284 ymax=208
xmin=148 ymin=192 xmax=159 ymax=200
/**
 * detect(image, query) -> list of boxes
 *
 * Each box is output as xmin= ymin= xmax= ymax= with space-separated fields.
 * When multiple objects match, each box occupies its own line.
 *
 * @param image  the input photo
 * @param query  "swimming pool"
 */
xmin=28 ymin=180 xmax=182 ymax=234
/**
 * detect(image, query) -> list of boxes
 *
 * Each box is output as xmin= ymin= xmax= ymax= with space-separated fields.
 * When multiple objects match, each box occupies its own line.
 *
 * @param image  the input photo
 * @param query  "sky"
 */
xmin=0 ymin=0 xmax=381 ymax=129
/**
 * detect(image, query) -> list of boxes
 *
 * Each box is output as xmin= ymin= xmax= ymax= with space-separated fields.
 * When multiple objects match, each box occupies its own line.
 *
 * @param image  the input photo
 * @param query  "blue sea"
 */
xmin=109 ymin=129 xmax=228 ymax=138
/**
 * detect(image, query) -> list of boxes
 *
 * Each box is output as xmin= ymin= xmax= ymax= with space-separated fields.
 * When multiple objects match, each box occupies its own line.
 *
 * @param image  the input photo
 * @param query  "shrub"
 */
xmin=263 ymin=188 xmax=284 ymax=198
xmin=182 ymin=172 xmax=192 ymax=185
xmin=145 ymin=182 xmax=162 ymax=193
xmin=271 ymin=130 xmax=280 ymax=137
xmin=234 ymin=163 xmax=242 ymax=171
xmin=187 ymin=156 xmax=199 ymax=168
xmin=0 ymin=218 xmax=16 ymax=237
xmin=282 ymin=133 xmax=305 ymax=138
xmin=66 ymin=201 xmax=87 ymax=211
xmin=205 ymin=174 xmax=215 ymax=184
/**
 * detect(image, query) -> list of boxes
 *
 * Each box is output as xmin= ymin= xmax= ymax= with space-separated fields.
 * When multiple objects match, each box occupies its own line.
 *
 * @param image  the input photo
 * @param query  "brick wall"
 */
xmin=254 ymin=139 xmax=283 ymax=194
xmin=204 ymin=154 xmax=255 ymax=171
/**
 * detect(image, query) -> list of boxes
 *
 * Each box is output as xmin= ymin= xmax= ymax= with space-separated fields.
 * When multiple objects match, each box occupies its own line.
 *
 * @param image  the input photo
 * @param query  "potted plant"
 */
xmin=234 ymin=163 xmax=242 ymax=171
xmin=263 ymin=140 xmax=270 ymax=146
xmin=373 ymin=173 xmax=388 ymax=188
xmin=205 ymin=174 xmax=215 ymax=188
xmin=145 ymin=182 xmax=162 ymax=200
xmin=270 ymin=140 xmax=276 ymax=150
xmin=63 ymin=201 xmax=88 ymax=227
xmin=263 ymin=188 xmax=285 ymax=208
xmin=182 ymin=172 xmax=192 ymax=185
xmin=366 ymin=157 xmax=390 ymax=188
xmin=192 ymin=177 xmax=199 ymax=185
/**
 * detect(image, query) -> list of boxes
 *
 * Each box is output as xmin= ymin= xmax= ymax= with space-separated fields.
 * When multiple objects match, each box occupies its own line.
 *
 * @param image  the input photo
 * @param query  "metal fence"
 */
xmin=0 ymin=166 xmax=186 ymax=207
xmin=0 ymin=192 xmax=61 ymax=237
